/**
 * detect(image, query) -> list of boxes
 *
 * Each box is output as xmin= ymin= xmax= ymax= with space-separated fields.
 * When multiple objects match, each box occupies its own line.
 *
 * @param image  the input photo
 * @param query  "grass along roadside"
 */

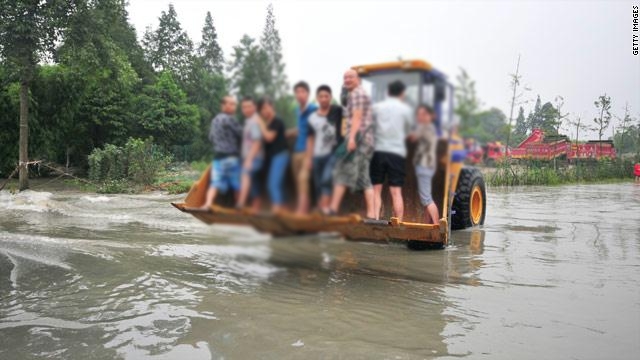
xmin=484 ymin=159 xmax=636 ymax=186
xmin=0 ymin=160 xmax=207 ymax=195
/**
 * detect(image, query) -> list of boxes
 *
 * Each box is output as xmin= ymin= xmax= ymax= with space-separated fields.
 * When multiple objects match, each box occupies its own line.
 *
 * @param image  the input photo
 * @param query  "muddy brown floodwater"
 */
xmin=0 ymin=183 xmax=639 ymax=359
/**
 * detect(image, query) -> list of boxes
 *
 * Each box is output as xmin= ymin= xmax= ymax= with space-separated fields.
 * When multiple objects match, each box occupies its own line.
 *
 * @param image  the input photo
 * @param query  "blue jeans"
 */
xmin=312 ymin=154 xmax=336 ymax=198
xmin=243 ymin=157 xmax=264 ymax=199
xmin=210 ymin=156 xmax=241 ymax=193
xmin=268 ymin=151 xmax=290 ymax=205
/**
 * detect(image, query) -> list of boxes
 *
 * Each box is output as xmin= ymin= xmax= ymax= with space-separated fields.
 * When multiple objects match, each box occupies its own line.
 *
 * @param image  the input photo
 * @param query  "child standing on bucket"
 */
xmin=411 ymin=104 xmax=439 ymax=224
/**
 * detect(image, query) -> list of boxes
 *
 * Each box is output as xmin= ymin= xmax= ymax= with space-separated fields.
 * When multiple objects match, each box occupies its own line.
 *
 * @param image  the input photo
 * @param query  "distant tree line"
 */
xmin=0 ymin=0 xmax=292 ymax=189
xmin=454 ymin=62 xmax=639 ymax=156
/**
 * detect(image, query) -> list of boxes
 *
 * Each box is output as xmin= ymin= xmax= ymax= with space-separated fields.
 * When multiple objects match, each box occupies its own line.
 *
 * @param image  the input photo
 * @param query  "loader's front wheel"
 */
xmin=452 ymin=167 xmax=486 ymax=230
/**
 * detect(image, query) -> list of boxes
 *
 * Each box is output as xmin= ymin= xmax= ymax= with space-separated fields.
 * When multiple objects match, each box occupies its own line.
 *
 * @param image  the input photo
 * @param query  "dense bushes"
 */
xmin=488 ymin=159 xmax=637 ymax=186
xmin=88 ymin=138 xmax=172 ymax=190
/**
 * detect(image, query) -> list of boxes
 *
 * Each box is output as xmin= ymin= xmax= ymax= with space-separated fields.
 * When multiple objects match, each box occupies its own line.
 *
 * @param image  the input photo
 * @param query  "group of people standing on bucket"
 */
xmin=201 ymin=69 xmax=440 ymax=224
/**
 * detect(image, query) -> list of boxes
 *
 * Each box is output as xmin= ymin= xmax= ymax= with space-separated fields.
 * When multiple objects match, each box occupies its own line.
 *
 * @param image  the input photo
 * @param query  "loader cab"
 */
xmin=355 ymin=59 xmax=454 ymax=134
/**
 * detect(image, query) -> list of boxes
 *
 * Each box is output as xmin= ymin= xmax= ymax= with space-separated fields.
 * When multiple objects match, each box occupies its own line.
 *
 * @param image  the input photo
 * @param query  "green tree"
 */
xmin=513 ymin=106 xmax=528 ymax=145
xmin=538 ymin=101 xmax=559 ymax=134
xmin=0 ymin=0 xmax=79 ymax=190
xmin=593 ymin=93 xmax=612 ymax=153
xmin=613 ymin=102 xmax=634 ymax=155
xmin=74 ymin=0 xmax=153 ymax=83
xmin=183 ymin=64 xmax=227 ymax=160
xmin=0 ymin=67 xmax=20 ymax=175
xmin=30 ymin=65 xmax=85 ymax=169
xmin=57 ymin=0 xmax=141 ymax=155
xmin=466 ymin=108 xmax=509 ymax=144
xmin=197 ymin=11 xmax=224 ymax=74
xmin=527 ymin=95 xmax=543 ymax=131
xmin=228 ymin=34 xmax=268 ymax=97
xmin=553 ymin=95 xmax=569 ymax=135
xmin=260 ymin=3 xmax=288 ymax=98
xmin=133 ymin=71 xmax=199 ymax=149
xmin=142 ymin=4 xmax=194 ymax=82
xmin=454 ymin=68 xmax=481 ymax=132
xmin=613 ymin=124 xmax=639 ymax=155
xmin=185 ymin=11 xmax=228 ymax=160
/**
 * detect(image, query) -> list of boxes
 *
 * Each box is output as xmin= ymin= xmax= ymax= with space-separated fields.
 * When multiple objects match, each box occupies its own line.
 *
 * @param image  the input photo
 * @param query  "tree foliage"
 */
xmin=198 ymin=11 xmax=224 ymax=74
xmin=593 ymin=93 xmax=612 ymax=144
xmin=142 ymin=4 xmax=194 ymax=82
xmin=0 ymin=0 xmax=80 ymax=188
xmin=228 ymin=34 xmax=268 ymax=97
xmin=454 ymin=68 xmax=481 ymax=131
xmin=512 ymin=106 xmax=527 ymax=145
xmin=612 ymin=103 xmax=638 ymax=155
xmin=454 ymin=69 xmax=508 ymax=143
xmin=133 ymin=71 xmax=199 ymax=149
xmin=260 ymin=4 xmax=288 ymax=98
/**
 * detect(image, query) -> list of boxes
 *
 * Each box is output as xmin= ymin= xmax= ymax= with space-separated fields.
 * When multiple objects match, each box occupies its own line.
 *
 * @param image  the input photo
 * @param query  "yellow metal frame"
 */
xmin=171 ymin=166 xmax=447 ymax=244
xmin=352 ymin=59 xmax=433 ymax=75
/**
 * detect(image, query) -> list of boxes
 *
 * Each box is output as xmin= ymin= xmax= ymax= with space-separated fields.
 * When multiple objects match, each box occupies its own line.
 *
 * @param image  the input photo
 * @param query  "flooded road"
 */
xmin=1 ymin=183 xmax=639 ymax=359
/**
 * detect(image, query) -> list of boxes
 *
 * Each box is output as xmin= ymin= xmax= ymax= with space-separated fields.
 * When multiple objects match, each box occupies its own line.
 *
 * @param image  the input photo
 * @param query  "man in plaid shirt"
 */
xmin=327 ymin=69 xmax=376 ymax=218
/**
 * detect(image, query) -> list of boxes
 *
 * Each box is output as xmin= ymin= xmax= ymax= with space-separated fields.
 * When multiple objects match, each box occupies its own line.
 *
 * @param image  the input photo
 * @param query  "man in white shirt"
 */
xmin=370 ymin=80 xmax=413 ymax=220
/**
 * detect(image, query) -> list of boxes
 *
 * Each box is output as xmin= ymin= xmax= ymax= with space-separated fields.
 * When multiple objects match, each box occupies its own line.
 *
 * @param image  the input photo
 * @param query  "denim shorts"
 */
xmin=210 ymin=156 xmax=241 ymax=193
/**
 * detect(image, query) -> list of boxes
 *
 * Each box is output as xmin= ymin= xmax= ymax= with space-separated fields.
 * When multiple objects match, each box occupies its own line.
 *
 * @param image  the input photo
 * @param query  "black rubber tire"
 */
xmin=451 ymin=167 xmax=486 ymax=230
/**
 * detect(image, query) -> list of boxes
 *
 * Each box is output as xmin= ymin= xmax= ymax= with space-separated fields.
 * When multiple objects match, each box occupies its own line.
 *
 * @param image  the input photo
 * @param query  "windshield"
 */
xmin=360 ymin=72 xmax=422 ymax=110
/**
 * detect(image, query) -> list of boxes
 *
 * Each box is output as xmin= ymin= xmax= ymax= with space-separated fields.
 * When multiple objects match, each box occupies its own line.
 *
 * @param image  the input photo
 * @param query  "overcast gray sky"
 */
xmin=128 ymin=0 xmax=640 ymax=138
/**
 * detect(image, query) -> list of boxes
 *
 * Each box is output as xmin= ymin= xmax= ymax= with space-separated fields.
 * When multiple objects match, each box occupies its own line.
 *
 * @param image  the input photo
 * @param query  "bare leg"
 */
xmin=426 ymin=202 xmax=439 ymax=225
xmin=389 ymin=186 xmax=404 ymax=220
xmin=423 ymin=206 xmax=433 ymax=224
xmin=318 ymin=194 xmax=331 ymax=212
xmin=201 ymin=187 xmax=217 ymax=209
xmin=329 ymin=184 xmax=347 ymax=213
xmin=296 ymin=192 xmax=309 ymax=215
xmin=363 ymin=187 xmax=375 ymax=219
xmin=250 ymin=197 xmax=262 ymax=212
xmin=372 ymin=184 xmax=383 ymax=219
xmin=236 ymin=173 xmax=251 ymax=207
xmin=294 ymin=157 xmax=310 ymax=215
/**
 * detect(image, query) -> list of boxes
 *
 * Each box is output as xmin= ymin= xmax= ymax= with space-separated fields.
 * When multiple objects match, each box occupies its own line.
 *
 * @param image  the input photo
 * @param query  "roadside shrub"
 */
xmin=97 ymin=179 xmax=133 ymax=194
xmin=88 ymin=143 xmax=126 ymax=181
xmin=166 ymin=181 xmax=192 ymax=194
xmin=125 ymin=138 xmax=172 ymax=184
xmin=190 ymin=160 xmax=210 ymax=173
xmin=88 ymin=138 xmax=172 ymax=186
